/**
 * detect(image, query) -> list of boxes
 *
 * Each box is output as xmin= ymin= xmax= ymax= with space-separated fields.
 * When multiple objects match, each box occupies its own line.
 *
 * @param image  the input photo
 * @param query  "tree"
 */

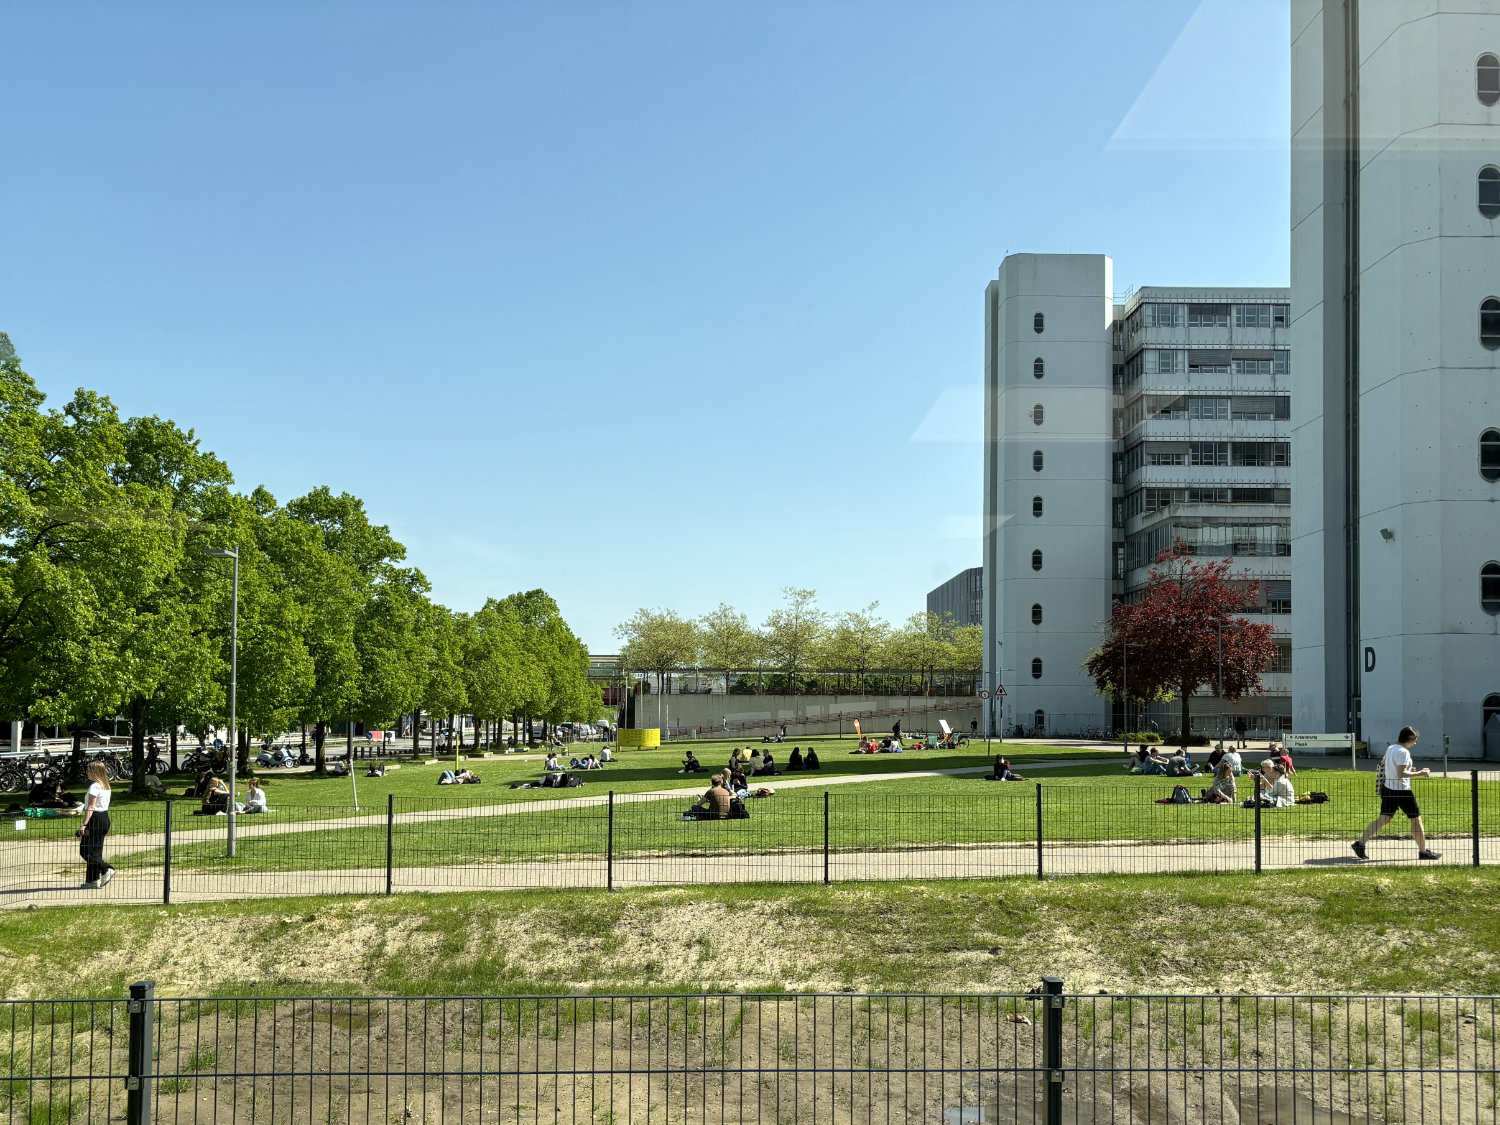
xmin=888 ymin=612 xmax=954 ymax=696
xmin=818 ymin=602 xmax=888 ymax=693
xmin=1084 ymin=540 xmax=1279 ymax=747
xmin=614 ymin=607 xmax=698 ymax=727
xmin=950 ymin=623 xmax=983 ymax=688
xmin=696 ymin=603 xmax=761 ymax=695
xmin=761 ymin=587 xmax=824 ymax=695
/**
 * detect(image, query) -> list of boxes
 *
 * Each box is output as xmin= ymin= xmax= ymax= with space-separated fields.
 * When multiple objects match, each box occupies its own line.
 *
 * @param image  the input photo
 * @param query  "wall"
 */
xmin=630 ymin=693 xmax=982 ymax=739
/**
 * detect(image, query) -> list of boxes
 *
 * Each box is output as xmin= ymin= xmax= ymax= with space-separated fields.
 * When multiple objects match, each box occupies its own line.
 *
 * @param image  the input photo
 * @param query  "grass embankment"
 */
xmin=3 ymin=868 xmax=1497 ymax=999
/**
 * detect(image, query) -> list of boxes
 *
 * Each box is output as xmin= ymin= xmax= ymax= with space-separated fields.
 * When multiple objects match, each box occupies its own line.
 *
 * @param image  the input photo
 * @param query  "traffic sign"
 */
xmin=1284 ymin=733 xmax=1354 ymax=749
xmin=212 ymin=738 xmax=223 ymax=750
xmin=994 ymin=685 xmax=1007 ymax=697
xmin=979 ymin=689 xmax=991 ymax=700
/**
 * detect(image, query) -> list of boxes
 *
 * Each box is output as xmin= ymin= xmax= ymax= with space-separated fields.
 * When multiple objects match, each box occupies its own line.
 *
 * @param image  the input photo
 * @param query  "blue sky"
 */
xmin=1 ymin=0 xmax=1289 ymax=650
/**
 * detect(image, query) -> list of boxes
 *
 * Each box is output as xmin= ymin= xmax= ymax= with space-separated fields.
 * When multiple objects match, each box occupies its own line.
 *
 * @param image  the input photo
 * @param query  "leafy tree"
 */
xmin=887 ymin=612 xmax=954 ymax=696
xmin=614 ymin=607 xmax=698 ymax=727
xmin=696 ymin=603 xmax=761 ymax=695
xmin=818 ymin=602 xmax=888 ymax=693
xmin=761 ymin=587 xmax=824 ymax=696
xmin=1084 ymin=540 xmax=1279 ymax=747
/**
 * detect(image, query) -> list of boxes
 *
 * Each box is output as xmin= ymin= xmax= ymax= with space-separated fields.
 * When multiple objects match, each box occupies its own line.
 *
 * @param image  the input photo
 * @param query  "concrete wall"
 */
xmin=633 ymin=694 xmax=981 ymax=739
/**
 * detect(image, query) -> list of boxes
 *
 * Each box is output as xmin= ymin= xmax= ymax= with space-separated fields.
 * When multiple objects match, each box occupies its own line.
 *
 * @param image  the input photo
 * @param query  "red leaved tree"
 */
xmin=1084 ymin=540 xmax=1279 ymax=747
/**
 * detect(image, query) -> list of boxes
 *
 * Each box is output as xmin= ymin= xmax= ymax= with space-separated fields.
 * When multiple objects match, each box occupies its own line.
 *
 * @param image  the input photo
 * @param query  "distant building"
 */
xmin=982 ymin=254 xmax=1291 ymax=737
xmin=927 ymin=568 xmax=982 ymax=628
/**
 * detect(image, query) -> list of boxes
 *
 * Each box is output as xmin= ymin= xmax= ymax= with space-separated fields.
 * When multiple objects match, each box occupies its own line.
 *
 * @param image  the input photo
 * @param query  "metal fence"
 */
xmin=0 ymin=773 xmax=1496 ymax=905
xmin=3 ymin=980 xmax=1496 ymax=1123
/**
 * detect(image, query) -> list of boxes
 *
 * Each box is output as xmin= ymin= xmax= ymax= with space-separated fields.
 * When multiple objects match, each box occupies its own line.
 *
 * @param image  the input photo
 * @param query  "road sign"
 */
xmin=212 ymin=738 xmax=223 ymax=750
xmin=1285 ymin=733 xmax=1354 ymax=749
xmin=994 ymin=685 xmax=1007 ymax=697
xmin=979 ymin=689 xmax=991 ymax=700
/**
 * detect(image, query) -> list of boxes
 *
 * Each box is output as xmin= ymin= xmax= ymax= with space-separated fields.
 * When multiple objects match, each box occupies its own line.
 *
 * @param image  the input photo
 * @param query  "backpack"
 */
xmin=728 ymin=797 xmax=750 ymax=820
xmin=1170 ymin=784 xmax=1191 ymax=804
xmin=562 ymin=774 xmax=583 ymax=788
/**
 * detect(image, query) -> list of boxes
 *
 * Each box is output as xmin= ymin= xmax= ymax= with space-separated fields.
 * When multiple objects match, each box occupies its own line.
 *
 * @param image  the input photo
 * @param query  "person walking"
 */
xmin=1352 ymin=725 xmax=1441 ymax=861
xmin=76 ymin=762 xmax=114 ymax=889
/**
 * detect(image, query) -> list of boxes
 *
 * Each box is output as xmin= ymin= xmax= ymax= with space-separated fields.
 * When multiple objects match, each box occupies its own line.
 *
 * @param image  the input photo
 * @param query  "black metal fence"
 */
xmin=4 ymin=980 xmax=1496 ymax=1123
xmin=0 ymin=773 xmax=1495 ymax=905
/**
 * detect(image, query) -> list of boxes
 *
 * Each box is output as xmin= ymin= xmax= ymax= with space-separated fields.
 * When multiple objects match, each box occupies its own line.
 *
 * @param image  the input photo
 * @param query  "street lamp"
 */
xmin=204 ymin=547 xmax=239 ymax=858
xmin=1121 ymin=642 xmax=1145 ymax=758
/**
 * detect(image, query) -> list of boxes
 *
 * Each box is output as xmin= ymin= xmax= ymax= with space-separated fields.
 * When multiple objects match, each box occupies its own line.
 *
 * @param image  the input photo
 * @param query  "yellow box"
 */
xmin=618 ymin=728 xmax=661 ymax=749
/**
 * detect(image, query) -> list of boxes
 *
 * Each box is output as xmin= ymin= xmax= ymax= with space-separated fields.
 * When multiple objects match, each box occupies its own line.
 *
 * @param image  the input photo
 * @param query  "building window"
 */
xmin=1235 ymin=305 xmax=1272 ymax=329
xmin=1483 ymin=299 xmax=1500 ymax=349
xmin=1483 ymin=563 xmax=1500 ymax=614
xmin=1031 ymin=603 xmax=1043 ymax=625
xmin=1482 ymin=429 xmax=1500 ymax=482
xmin=1034 ymin=312 xmax=1045 ymax=334
xmin=1481 ymin=167 xmax=1500 ymax=218
xmin=1032 ymin=404 xmax=1044 ymax=426
xmin=1032 ymin=496 xmax=1044 ymax=518
xmin=1273 ymin=305 xmax=1289 ymax=327
xmin=1031 ymin=549 xmax=1043 ymax=571
xmin=1485 ymin=695 xmax=1500 ymax=739
xmin=1480 ymin=53 xmax=1500 ymax=106
xmin=1187 ymin=304 xmax=1230 ymax=328
xmin=1190 ymin=442 xmax=1230 ymax=467
xmin=1033 ymin=357 xmax=1045 ymax=379
xmin=1033 ymin=709 xmax=1046 ymax=731
xmin=1145 ymin=304 xmax=1181 ymax=328
xmin=1030 ymin=658 xmax=1043 ymax=679
xmin=1033 ymin=450 xmax=1044 ymax=472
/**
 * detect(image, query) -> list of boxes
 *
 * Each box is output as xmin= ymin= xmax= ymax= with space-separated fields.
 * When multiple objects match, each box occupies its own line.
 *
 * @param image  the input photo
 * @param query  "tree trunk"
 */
xmin=129 ymin=696 xmax=148 ymax=796
xmin=313 ymin=721 xmax=327 ymax=774
xmin=67 ymin=725 xmax=87 ymax=783
xmin=169 ymin=726 xmax=179 ymax=772
xmin=1180 ymin=680 xmax=1192 ymax=749
xmin=238 ymin=726 xmax=251 ymax=778
xmin=412 ymin=710 xmax=421 ymax=757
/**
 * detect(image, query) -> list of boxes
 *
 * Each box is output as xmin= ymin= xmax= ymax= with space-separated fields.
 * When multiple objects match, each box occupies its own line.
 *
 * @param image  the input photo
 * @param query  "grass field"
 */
xmin=2 ymin=867 xmax=1496 ymax=999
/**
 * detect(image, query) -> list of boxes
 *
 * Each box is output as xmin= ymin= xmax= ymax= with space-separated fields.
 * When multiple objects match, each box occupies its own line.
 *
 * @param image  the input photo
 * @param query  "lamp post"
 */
xmin=204 ymin=547 xmax=239 ymax=858
xmin=1121 ymin=643 xmax=1144 ymax=758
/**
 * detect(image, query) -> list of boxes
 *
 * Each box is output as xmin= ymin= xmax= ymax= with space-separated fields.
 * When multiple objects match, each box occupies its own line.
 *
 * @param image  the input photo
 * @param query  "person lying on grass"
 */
xmin=438 ymin=769 xmax=481 ymax=785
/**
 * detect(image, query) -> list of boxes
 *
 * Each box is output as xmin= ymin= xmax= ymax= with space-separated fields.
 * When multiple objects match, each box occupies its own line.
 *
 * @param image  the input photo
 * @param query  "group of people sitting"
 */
xmin=856 ymin=737 xmax=905 ymax=754
xmin=686 ymin=773 xmax=753 ymax=820
xmin=683 ymin=745 xmax=822 ymax=777
xmin=189 ymin=771 xmax=271 ymax=814
xmin=1126 ymin=745 xmax=1202 ymax=777
xmin=1183 ymin=743 xmax=1297 ymax=806
xmin=438 ymin=768 xmax=481 ymax=785
xmin=26 ymin=779 xmax=82 ymax=811
xmin=543 ymin=749 xmax=610 ymax=772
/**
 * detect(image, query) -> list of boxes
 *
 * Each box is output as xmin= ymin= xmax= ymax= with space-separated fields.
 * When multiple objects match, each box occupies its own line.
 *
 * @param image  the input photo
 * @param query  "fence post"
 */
xmin=385 ymin=794 xmax=395 ymax=895
xmin=162 ymin=802 xmax=172 ymax=906
xmin=125 ymin=979 xmax=155 ymax=1125
xmin=823 ymin=791 xmax=830 ymax=886
xmin=1474 ymin=771 xmax=1482 ymax=868
xmin=1042 ymin=975 xmax=1064 ymax=1125
xmin=1253 ymin=779 xmax=1263 ymax=875
xmin=607 ymin=791 xmax=614 ymax=891
xmin=1035 ymin=783 xmax=1044 ymax=881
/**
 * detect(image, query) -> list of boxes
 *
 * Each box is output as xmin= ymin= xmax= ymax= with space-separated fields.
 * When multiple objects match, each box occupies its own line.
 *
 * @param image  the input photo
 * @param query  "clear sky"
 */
xmin=1 ymin=0 xmax=1290 ymax=650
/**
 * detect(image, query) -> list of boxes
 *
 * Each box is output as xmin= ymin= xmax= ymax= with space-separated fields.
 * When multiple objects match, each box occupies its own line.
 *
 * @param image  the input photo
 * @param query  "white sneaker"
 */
xmin=100 ymin=868 xmax=114 ymax=887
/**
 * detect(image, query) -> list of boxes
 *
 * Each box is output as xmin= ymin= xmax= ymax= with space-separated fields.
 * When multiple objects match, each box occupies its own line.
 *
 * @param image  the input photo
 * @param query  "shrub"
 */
xmin=1124 ymin=731 xmax=1162 ymax=744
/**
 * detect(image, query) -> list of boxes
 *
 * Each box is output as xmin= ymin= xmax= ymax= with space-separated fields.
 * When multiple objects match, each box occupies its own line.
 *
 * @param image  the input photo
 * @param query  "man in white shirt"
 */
xmin=1352 ymin=725 xmax=1440 ymax=861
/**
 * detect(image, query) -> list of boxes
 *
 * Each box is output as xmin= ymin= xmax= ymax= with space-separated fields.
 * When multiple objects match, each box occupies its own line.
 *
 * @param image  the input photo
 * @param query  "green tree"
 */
xmin=696 ymin=603 xmax=760 ymax=695
xmin=888 ymin=612 xmax=955 ymax=696
xmin=614 ymin=607 xmax=698 ymax=728
xmin=818 ymin=602 xmax=888 ymax=693
xmin=761 ymin=587 xmax=824 ymax=695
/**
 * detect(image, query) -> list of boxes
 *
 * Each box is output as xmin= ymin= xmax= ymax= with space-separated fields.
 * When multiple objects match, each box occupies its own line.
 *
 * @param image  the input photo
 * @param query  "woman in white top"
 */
xmin=76 ymin=762 xmax=114 ymax=889
xmin=1258 ymin=760 xmax=1296 ymax=808
xmin=242 ymin=779 xmax=270 ymax=813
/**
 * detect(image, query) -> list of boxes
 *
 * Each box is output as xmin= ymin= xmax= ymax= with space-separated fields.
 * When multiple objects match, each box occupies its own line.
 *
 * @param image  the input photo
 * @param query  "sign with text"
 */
xmin=1284 ymin=733 xmax=1355 ymax=749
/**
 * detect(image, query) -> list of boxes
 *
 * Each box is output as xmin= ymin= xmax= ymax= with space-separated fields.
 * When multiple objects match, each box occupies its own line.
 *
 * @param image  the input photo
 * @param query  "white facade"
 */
xmin=1292 ymin=0 xmax=1500 ymax=756
xmin=983 ymin=255 xmax=1117 ymax=735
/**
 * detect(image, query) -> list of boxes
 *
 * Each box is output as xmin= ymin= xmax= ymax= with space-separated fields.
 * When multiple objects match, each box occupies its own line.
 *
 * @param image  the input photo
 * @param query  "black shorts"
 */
xmin=1378 ymin=788 xmax=1421 ymax=819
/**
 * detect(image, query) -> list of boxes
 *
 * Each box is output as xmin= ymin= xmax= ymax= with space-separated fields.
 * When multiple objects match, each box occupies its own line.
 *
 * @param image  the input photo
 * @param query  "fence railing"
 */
xmin=1 ymin=773 xmax=1496 ymax=905
xmin=3 ymin=979 xmax=1495 ymax=1124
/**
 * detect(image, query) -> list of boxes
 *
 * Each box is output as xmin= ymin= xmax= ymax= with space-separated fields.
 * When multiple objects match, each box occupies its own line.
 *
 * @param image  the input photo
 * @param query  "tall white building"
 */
xmin=983 ymin=255 xmax=1293 ymax=737
xmin=1291 ymin=0 xmax=1500 ymax=756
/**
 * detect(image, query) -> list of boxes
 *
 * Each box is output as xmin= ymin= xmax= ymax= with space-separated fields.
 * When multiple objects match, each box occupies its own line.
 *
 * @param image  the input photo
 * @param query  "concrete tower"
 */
xmin=1292 ymin=0 xmax=1500 ymax=754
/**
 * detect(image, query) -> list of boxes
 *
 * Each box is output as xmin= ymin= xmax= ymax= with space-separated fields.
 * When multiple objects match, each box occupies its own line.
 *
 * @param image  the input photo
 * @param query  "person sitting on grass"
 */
xmin=985 ymin=755 xmax=1024 ymax=781
xmin=804 ymin=746 xmax=821 ymax=771
xmin=787 ymin=747 xmax=804 ymax=771
xmin=543 ymin=753 xmax=564 ymax=772
xmin=201 ymin=775 xmax=230 ymax=814
xmin=1165 ymin=748 xmax=1198 ymax=777
xmin=681 ymin=751 xmax=702 ymax=774
xmin=1129 ymin=747 xmax=1170 ymax=775
xmin=1252 ymin=759 xmax=1295 ymax=808
xmin=240 ymin=778 xmax=271 ymax=813
xmin=328 ymin=758 xmax=351 ymax=777
xmin=761 ymin=751 xmax=776 ymax=776
xmin=728 ymin=766 xmax=750 ymax=799
xmin=28 ymin=779 xmax=77 ymax=810
xmin=1203 ymin=759 xmax=1237 ymax=804
xmin=365 ymin=762 xmax=386 ymax=777
xmin=749 ymin=750 xmax=764 ymax=775
xmin=568 ymin=755 xmax=585 ymax=770
xmin=600 ymin=745 xmax=613 ymax=762
xmin=1124 ymin=745 xmax=1151 ymax=771
xmin=689 ymin=774 xmax=732 ymax=820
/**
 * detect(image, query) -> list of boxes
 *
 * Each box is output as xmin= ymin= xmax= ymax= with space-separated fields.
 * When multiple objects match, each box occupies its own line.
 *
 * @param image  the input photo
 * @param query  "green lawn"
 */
xmin=77 ymin=765 xmax=1496 ymax=876
xmin=3 ymin=867 xmax=1498 ymax=998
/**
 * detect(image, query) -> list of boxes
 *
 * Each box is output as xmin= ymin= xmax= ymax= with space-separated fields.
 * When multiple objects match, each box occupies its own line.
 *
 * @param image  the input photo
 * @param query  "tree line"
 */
xmin=0 ymin=333 xmax=600 ymax=791
xmin=613 ymin=588 xmax=983 ymax=697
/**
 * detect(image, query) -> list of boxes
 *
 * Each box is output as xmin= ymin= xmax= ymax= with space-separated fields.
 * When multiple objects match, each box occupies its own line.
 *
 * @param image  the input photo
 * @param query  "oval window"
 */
xmin=1480 ymin=166 xmax=1500 ymax=219
xmin=1032 ymin=404 xmax=1044 ymax=426
xmin=1481 ymin=429 xmax=1500 ymax=482
xmin=1484 ymin=563 xmax=1500 ymax=614
xmin=1031 ymin=603 xmax=1043 ymax=625
xmin=1033 ymin=357 xmax=1045 ymax=379
xmin=1031 ymin=549 xmax=1043 ymax=572
xmin=1033 ymin=450 xmax=1044 ymax=472
xmin=1030 ymin=658 xmax=1043 ymax=679
xmin=1483 ymin=298 xmax=1500 ymax=350
xmin=1033 ymin=312 xmax=1045 ymax=334
xmin=1480 ymin=53 xmax=1500 ymax=106
xmin=1032 ymin=496 xmax=1044 ymax=518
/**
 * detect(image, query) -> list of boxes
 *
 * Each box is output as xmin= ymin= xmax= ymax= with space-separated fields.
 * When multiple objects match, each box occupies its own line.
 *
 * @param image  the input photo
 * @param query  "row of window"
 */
xmin=1121 ymin=486 xmax=1292 ymax=518
xmin=1123 ymin=440 xmax=1290 ymax=471
xmin=1124 ymin=521 xmax=1290 ymax=570
xmin=1140 ymin=303 xmax=1290 ymax=331
xmin=1023 ymin=644 xmax=1291 ymax=679
xmin=1143 ymin=350 xmax=1290 ymax=377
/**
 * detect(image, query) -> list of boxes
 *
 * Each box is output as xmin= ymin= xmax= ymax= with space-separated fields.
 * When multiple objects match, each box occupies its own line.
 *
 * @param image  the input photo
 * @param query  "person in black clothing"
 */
xmin=787 ymin=747 xmax=804 ymax=771
xmin=892 ymin=720 xmax=902 ymax=741
xmin=761 ymin=751 xmax=776 ymax=776
xmin=804 ymin=746 xmax=821 ymax=770
xmin=682 ymin=751 xmax=702 ymax=773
